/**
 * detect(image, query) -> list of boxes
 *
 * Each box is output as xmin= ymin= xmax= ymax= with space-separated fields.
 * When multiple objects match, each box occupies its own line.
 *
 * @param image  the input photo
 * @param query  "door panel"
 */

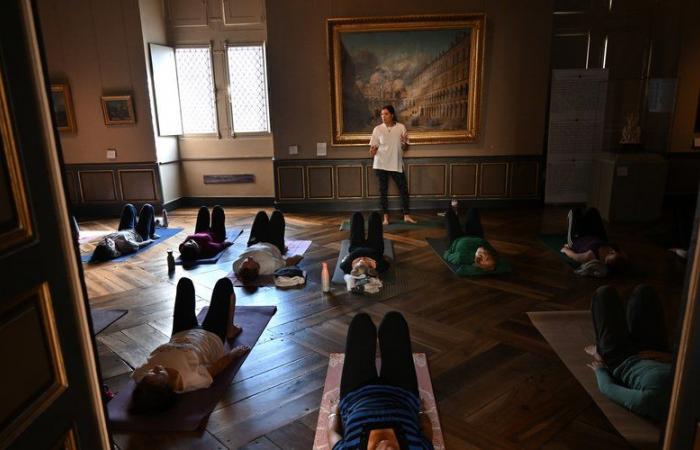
xmin=0 ymin=0 xmax=109 ymax=448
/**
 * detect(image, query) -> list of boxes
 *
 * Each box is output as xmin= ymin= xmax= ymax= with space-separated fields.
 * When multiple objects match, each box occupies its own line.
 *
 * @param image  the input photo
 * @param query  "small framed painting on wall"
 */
xmin=101 ymin=95 xmax=136 ymax=125
xmin=50 ymin=83 xmax=77 ymax=133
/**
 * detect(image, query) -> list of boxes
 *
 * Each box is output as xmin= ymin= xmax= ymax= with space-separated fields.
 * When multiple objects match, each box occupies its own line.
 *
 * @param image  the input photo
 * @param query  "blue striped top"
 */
xmin=333 ymin=384 xmax=434 ymax=450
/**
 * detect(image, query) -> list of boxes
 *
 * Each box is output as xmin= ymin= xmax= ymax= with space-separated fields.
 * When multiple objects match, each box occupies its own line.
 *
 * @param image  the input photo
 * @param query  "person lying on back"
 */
xmin=443 ymin=206 xmax=507 ymax=276
xmin=232 ymin=210 xmax=303 ymax=284
xmin=91 ymin=203 xmax=159 ymax=262
xmin=179 ymin=206 xmax=233 ymax=260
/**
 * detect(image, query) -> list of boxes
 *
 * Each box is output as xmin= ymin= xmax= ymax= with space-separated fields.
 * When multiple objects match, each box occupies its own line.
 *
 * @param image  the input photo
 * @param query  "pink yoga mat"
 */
xmin=313 ymin=353 xmax=445 ymax=450
xmin=107 ymin=305 xmax=276 ymax=432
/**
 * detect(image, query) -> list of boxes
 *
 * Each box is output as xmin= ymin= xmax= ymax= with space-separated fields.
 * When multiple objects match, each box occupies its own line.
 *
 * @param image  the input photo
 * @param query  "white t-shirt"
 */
xmin=132 ymin=328 xmax=225 ymax=393
xmin=232 ymin=242 xmax=286 ymax=275
xmin=369 ymin=122 xmax=409 ymax=173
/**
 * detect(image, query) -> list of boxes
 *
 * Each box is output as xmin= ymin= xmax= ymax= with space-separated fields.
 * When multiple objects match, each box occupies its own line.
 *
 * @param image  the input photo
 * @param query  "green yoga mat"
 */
xmin=425 ymin=237 xmax=511 ymax=277
xmin=339 ymin=218 xmax=443 ymax=232
xmin=537 ymin=234 xmax=579 ymax=268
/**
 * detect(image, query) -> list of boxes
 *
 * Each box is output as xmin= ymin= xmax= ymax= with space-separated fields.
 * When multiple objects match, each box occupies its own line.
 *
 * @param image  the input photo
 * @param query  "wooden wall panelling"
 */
xmin=479 ymin=162 xmax=508 ymax=197
xmin=366 ymin=165 xmax=400 ymax=198
xmin=408 ymin=164 xmax=447 ymax=197
xmin=450 ymin=163 xmax=478 ymax=197
xmin=277 ymin=166 xmax=305 ymax=200
xmin=335 ymin=165 xmax=364 ymax=199
xmin=0 ymin=284 xmax=67 ymax=445
xmin=78 ymin=171 xmax=117 ymax=202
xmin=166 ymin=0 xmax=208 ymax=27
xmin=63 ymin=170 xmax=80 ymax=205
xmin=118 ymin=169 xmax=158 ymax=202
xmin=306 ymin=166 xmax=334 ymax=199
xmin=509 ymin=161 xmax=540 ymax=197
xmin=222 ymin=0 xmax=265 ymax=26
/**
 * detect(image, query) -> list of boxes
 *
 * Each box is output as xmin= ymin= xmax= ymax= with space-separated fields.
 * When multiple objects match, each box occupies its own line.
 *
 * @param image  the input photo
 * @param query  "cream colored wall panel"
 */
xmin=166 ymin=0 xmax=208 ymax=27
xmin=178 ymin=136 xmax=273 ymax=159
xmin=182 ymin=159 xmax=274 ymax=196
xmin=159 ymin=162 xmax=183 ymax=203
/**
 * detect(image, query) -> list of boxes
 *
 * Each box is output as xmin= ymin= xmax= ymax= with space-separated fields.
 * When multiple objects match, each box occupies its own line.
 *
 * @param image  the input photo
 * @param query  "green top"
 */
xmin=594 ymin=356 xmax=672 ymax=422
xmin=443 ymin=236 xmax=511 ymax=277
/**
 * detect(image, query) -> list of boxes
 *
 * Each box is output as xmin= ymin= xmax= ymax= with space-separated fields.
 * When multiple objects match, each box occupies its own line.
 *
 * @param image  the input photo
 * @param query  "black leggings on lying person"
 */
xmin=592 ymin=284 xmax=669 ymax=370
xmin=340 ymin=312 xmax=418 ymax=399
xmin=193 ymin=205 xmax=226 ymax=242
xmin=248 ymin=210 xmax=285 ymax=254
xmin=118 ymin=203 xmax=157 ymax=240
xmin=446 ymin=206 xmax=484 ymax=244
xmin=340 ymin=211 xmax=389 ymax=274
xmin=171 ymin=277 xmax=233 ymax=342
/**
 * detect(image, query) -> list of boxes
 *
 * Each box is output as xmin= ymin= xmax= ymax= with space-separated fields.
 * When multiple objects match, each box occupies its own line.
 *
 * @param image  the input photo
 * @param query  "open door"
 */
xmin=0 ymin=1 xmax=109 ymax=448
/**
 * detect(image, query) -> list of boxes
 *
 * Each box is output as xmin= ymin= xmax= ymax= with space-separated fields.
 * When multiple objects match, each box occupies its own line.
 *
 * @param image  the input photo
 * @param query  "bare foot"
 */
xmin=227 ymin=324 xmax=242 ymax=340
xmin=383 ymin=214 xmax=390 ymax=226
xmin=403 ymin=214 xmax=417 ymax=224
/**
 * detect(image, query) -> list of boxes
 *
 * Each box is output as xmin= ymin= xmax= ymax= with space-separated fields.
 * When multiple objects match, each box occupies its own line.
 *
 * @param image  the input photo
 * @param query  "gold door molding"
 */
xmin=0 ymin=65 xmax=33 ymax=252
xmin=0 ymin=283 xmax=68 ymax=446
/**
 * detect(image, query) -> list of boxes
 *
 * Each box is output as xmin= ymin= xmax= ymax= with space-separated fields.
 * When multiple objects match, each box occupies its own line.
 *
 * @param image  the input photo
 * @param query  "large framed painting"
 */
xmin=327 ymin=14 xmax=485 ymax=146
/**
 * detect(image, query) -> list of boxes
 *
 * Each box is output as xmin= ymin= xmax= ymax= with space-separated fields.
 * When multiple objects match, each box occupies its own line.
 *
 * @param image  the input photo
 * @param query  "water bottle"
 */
xmin=451 ymin=197 xmax=458 ymax=211
xmin=321 ymin=262 xmax=330 ymax=293
xmin=161 ymin=209 xmax=169 ymax=228
xmin=167 ymin=249 xmax=175 ymax=273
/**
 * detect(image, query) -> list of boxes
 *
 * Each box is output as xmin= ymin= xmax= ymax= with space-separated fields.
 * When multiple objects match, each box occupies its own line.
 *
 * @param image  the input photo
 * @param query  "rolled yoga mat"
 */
xmin=175 ymin=228 xmax=244 ymax=266
xmin=107 ymin=305 xmax=277 ymax=432
xmin=528 ymin=311 xmax=660 ymax=450
xmin=331 ymin=239 xmax=395 ymax=285
xmin=90 ymin=308 xmax=127 ymax=335
xmin=312 ymin=353 xmax=445 ymax=450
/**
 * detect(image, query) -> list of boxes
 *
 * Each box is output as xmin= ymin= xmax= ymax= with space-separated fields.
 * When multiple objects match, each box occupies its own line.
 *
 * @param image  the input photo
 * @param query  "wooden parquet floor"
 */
xmin=81 ymin=207 xmax=687 ymax=450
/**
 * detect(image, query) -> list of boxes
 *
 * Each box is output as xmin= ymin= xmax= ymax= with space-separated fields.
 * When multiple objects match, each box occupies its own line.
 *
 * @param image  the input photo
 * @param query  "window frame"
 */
xmin=174 ymin=43 xmax=219 ymax=138
xmin=224 ymin=41 xmax=272 ymax=137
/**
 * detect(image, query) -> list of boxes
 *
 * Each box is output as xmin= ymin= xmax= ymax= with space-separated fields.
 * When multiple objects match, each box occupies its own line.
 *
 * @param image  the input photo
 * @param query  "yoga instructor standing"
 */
xmin=370 ymin=105 xmax=416 ymax=225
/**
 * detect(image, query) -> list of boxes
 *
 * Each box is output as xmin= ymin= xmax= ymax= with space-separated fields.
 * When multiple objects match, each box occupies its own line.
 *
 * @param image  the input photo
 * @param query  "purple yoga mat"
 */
xmin=107 ymin=305 xmax=277 ymax=431
xmin=91 ymin=308 xmax=127 ymax=335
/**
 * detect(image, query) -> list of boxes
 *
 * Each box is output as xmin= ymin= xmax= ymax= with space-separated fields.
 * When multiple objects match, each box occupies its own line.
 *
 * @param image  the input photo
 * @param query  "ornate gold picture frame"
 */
xmin=327 ymin=14 xmax=485 ymax=146
xmin=49 ymin=83 xmax=76 ymax=133
xmin=101 ymin=95 xmax=136 ymax=125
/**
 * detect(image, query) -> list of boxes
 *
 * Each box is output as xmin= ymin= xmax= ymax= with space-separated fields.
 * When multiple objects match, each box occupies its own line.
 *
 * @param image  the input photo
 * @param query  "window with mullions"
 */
xmin=226 ymin=44 xmax=270 ymax=134
xmin=174 ymin=46 xmax=217 ymax=134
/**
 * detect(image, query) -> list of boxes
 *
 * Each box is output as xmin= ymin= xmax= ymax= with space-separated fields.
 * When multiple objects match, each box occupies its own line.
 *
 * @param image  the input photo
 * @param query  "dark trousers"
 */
xmin=118 ymin=203 xmax=156 ymax=240
xmin=446 ymin=206 xmax=484 ymax=244
xmin=591 ymin=285 xmax=669 ymax=370
xmin=248 ymin=210 xmax=285 ymax=253
xmin=568 ymin=207 xmax=608 ymax=246
xmin=349 ymin=211 xmax=384 ymax=254
xmin=171 ymin=277 xmax=233 ymax=342
xmin=376 ymin=169 xmax=410 ymax=214
xmin=194 ymin=205 xmax=226 ymax=242
xmin=340 ymin=312 xmax=418 ymax=399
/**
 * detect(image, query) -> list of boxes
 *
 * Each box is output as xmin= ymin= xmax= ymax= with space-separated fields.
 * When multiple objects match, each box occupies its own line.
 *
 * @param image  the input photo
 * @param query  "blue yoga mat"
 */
xmin=81 ymin=227 xmax=184 ymax=263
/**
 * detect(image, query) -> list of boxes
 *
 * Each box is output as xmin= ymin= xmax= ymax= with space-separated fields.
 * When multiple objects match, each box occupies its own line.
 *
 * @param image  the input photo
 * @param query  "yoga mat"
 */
xmin=81 ymin=227 xmax=184 ymax=263
xmin=312 ymin=353 xmax=445 ymax=450
xmin=425 ymin=237 xmax=511 ymax=276
xmin=107 ymin=305 xmax=277 ymax=432
xmin=78 ymin=229 xmax=109 ymax=244
xmin=339 ymin=219 xmax=443 ymax=232
xmin=528 ymin=311 xmax=660 ymax=450
xmin=538 ymin=234 xmax=579 ymax=268
xmin=90 ymin=308 xmax=127 ymax=335
xmin=331 ymin=239 xmax=395 ymax=285
xmin=284 ymin=239 xmax=312 ymax=256
xmin=175 ymin=228 xmax=244 ymax=266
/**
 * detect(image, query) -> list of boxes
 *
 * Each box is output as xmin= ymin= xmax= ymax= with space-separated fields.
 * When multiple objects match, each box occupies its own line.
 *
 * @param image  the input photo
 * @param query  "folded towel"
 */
xmin=274 ymin=275 xmax=306 ymax=288
xmin=344 ymin=274 xmax=382 ymax=294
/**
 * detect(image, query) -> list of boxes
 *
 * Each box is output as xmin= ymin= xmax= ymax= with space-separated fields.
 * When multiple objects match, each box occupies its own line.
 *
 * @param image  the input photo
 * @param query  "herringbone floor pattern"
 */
xmin=80 ymin=207 xmax=686 ymax=449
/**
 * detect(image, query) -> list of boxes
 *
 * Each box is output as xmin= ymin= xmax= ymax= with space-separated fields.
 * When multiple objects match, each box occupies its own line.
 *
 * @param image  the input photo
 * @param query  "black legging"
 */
xmin=194 ymin=205 xmax=226 ymax=242
xmin=117 ymin=203 xmax=156 ymax=240
xmin=171 ymin=277 xmax=233 ymax=342
xmin=376 ymin=169 xmax=410 ymax=215
xmin=446 ymin=206 xmax=484 ymax=244
xmin=591 ymin=284 xmax=669 ymax=370
xmin=247 ymin=210 xmax=285 ymax=253
xmin=568 ymin=207 xmax=608 ymax=246
xmin=340 ymin=312 xmax=418 ymax=399
xmin=341 ymin=211 xmax=388 ymax=274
